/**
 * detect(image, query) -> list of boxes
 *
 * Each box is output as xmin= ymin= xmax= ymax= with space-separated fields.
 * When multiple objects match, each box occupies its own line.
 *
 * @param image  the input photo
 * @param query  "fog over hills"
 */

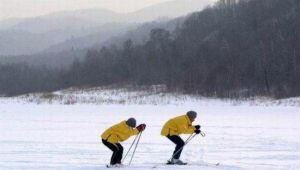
xmin=8 ymin=8 xmax=121 ymax=34
xmin=0 ymin=8 xmax=125 ymax=55
xmin=126 ymin=0 xmax=212 ymax=22
xmin=0 ymin=18 xmax=23 ymax=30
xmin=0 ymin=0 xmax=214 ymax=63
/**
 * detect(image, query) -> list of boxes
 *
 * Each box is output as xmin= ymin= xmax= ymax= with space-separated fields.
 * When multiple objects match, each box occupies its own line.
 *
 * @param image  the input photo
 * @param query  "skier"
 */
xmin=161 ymin=111 xmax=201 ymax=165
xmin=101 ymin=118 xmax=146 ymax=167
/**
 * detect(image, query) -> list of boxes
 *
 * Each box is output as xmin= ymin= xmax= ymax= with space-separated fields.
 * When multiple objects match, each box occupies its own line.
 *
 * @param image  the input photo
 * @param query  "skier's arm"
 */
xmin=177 ymin=122 xmax=195 ymax=134
xmin=184 ymin=124 xmax=196 ymax=134
xmin=131 ymin=128 xmax=139 ymax=136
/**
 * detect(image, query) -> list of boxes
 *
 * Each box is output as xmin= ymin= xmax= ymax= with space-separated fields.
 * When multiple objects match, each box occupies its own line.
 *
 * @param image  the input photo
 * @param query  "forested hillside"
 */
xmin=0 ymin=0 xmax=299 ymax=98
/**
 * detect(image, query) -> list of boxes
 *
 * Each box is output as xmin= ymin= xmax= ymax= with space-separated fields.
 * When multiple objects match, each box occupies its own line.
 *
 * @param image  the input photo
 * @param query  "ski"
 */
xmin=151 ymin=162 xmax=187 ymax=169
xmin=194 ymin=162 xmax=221 ymax=167
xmin=166 ymin=160 xmax=187 ymax=165
xmin=151 ymin=162 xmax=220 ymax=169
xmin=106 ymin=164 xmax=124 ymax=168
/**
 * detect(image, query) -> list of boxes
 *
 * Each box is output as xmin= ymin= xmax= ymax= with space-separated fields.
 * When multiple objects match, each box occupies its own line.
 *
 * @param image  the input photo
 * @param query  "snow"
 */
xmin=4 ymin=87 xmax=300 ymax=106
xmin=0 ymin=90 xmax=300 ymax=170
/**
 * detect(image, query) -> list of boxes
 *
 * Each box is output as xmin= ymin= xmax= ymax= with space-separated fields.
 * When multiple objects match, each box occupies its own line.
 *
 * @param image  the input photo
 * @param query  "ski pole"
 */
xmin=122 ymin=133 xmax=139 ymax=163
xmin=200 ymin=131 xmax=206 ymax=137
xmin=128 ymin=132 xmax=143 ymax=166
xmin=168 ymin=133 xmax=197 ymax=162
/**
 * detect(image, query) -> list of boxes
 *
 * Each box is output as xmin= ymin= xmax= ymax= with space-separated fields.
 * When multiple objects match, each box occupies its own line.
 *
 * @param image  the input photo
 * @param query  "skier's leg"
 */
xmin=167 ymin=135 xmax=185 ymax=159
xmin=102 ymin=139 xmax=120 ymax=165
xmin=115 ymin=143 xmax=124 ymax=164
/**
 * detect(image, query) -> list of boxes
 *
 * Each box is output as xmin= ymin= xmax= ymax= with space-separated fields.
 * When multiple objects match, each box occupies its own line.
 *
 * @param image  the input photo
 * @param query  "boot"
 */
xmin=168 ymin=158 xmax=187 ymax=165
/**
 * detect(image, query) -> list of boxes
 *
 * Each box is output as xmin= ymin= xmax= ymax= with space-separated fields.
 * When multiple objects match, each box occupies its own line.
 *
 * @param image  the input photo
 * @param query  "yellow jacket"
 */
xmin=161 ymin=115 xmax=195 ymax=136
xmin=101 ymin=121 xmax=139 ymax=143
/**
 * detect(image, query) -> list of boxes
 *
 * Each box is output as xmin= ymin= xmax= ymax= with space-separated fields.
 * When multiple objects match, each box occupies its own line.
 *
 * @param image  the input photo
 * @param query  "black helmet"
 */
xmin=187 ymin=111 xmax=197 ymax=120
xmin=126 ymin=118 xmax=136 ymax=128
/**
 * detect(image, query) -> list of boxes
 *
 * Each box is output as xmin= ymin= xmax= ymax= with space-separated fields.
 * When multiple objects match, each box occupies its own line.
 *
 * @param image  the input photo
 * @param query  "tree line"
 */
xmin=0 ymin=0 xmax=299 ymax=98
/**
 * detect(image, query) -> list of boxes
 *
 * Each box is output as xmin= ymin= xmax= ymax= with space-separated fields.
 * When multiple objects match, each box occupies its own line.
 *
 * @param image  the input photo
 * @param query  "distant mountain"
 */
xmin=0 ymin=23 xmax=134 ymax=56
xmin=42 ymin=23 xmax=136 ymax=53
xmin=98 ymin=17 xmax=186 ymax=49
xmin=41 ymin=0 xmax=213 ymax=53
xmin=0 ymin=30 xmax=62 ymax=56
xmin=0 ymin=18 xmax=181 ymax=68
xmin=126 ymin=0 xmax=212 ymax=22
xmin=0 ymin=18 xmax=23 ymax=30
xmin=9 ymin=8 xmax=121 ymax=33
xmin=0 ymin=0 xmax=214 ymax=61
xmin=0 ymin=8 xmax=126 ymax=56
xmin=4 ymin=0 xmax=212 ymax=33
xmin=1 ymin=49 xmax=88 ymax=68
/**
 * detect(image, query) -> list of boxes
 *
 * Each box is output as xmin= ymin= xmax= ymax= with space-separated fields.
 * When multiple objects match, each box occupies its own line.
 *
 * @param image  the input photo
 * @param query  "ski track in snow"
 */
xmin=0 ymin=101 xmax=300 ymax=170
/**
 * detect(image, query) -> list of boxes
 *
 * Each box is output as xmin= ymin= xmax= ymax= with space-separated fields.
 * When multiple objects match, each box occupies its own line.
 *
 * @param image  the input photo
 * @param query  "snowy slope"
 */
xmin=2 ymin=87 xmax=300 ymax=106
xmin=0 ymin=89 xmax=300 ymax=170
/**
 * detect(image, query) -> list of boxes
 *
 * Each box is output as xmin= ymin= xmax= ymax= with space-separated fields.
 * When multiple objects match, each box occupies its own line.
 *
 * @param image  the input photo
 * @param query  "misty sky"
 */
xmin=0 ymin=0 xmax=217 ymax=21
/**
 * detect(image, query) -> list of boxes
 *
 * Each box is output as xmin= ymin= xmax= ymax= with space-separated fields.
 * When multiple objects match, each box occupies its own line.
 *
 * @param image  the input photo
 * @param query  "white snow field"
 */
xmin=0 ymin=89 xmax=300 ymax=170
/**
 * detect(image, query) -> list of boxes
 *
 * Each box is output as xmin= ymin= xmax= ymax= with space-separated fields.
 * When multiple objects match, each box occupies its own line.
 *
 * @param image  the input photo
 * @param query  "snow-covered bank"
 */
xmin=0 ymin=100 xmax=300 ymax=170
xmin=1 ymin=87 xmax=300 ymax=106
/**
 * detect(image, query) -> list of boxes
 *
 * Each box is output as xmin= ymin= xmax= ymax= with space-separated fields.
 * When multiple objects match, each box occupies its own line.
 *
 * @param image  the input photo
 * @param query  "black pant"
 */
xmin=167 ymin=135 xmax=185 ymax=159
xmin=102 ymin=139 xmax=124 ymax=165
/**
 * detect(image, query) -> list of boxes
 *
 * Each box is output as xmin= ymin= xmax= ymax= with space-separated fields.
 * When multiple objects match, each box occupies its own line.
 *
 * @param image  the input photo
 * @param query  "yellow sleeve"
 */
xmin=174 ymin=116 xmax=195 ymax=134
xmin=132 ymin=128 xmax=139 ymax=135
xmin=184 ymin=125 xmax=195 ymax=134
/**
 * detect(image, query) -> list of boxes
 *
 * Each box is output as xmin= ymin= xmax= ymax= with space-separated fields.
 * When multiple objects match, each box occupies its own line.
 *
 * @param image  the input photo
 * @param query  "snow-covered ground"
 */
xmin=3 ymin=87 xmax=300 ymax=106
xmin=0 ymin=88 xmax=300 ymax=170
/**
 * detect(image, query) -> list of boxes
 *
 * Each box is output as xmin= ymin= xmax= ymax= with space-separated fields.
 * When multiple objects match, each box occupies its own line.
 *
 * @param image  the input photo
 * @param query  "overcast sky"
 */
xmin=0 ymin=0 xmax=175 ymax=21
xmin=0 ymin=0 xmax=218 ymax=21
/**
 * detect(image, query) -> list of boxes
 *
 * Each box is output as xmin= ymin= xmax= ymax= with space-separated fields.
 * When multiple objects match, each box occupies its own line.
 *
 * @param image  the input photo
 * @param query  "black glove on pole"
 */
xmin=194 ymin=125 xmax=201 ymax=130
xmin=194 ymin=129 xmax=201 ymax=134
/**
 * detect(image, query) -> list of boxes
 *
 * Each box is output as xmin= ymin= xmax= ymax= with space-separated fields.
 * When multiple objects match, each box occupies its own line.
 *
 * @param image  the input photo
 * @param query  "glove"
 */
xmin=194 ymin=129 xmax=201 ymax=134
xmin=194 ymin=125 xmax=201 ymax=130
xmin=136 ymin=124 xmax=146 ymax=132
